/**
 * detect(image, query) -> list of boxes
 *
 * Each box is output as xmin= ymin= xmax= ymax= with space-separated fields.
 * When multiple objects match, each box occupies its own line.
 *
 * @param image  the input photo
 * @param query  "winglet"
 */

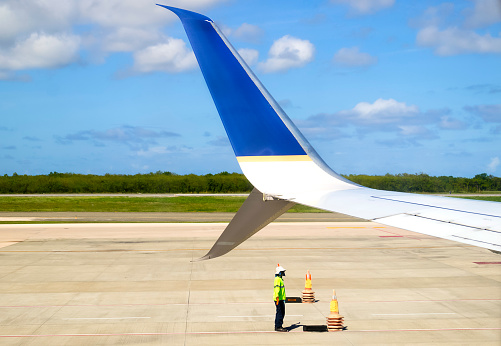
xmin=158 ymin=4 xmax=308 ymax=158
xmin=158 ymin=5 xmax=358 ymax=260
xmin=157 ymin=5 xmax=356 ymax=194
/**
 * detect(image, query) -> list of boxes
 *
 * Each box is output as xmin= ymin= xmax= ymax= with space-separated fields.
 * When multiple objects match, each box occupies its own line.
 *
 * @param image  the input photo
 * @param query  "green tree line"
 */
xmin=0 ymin=171 xmax=499 ymax=194
xmin=0 ymin=171 xmax=252 ymax=194
xmin=345 ymin=173 xmax=501 ymax=193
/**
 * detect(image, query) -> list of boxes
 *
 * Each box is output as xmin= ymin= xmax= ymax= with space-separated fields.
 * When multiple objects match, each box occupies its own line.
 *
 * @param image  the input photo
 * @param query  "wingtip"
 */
xmin=156 ymin=4 xmax=213 ymax=22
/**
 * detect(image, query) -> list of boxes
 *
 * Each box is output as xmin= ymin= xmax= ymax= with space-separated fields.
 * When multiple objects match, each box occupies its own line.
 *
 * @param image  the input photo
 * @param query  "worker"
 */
xmin=273 ymin=264 xmax=288 ymax=332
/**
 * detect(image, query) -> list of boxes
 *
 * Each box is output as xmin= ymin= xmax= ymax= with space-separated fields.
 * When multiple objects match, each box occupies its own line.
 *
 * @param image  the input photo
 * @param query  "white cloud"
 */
xmin=78 ymin=0 xmax=230 ymax=31
xmin=397 ymin=125 xmax=437 ymax=139
xmin=77 ymin=0 xmax=203 ymax=54
xmin=339 ymin=98 xmax=419 ymax=125
xmin=331 ymin=0 xmax=395 ymax=15
xmin=237 ymin=48 xmax=259 ymax=66
xmin=299 ymin=98 xmax=453 ymax=144
xmin=136 ymin=145 xmax=192 ymax=157
xmin=56 ymin=126 xmax=181 ymax=151
xmin=415 ymin=1 xmax=501 ymax=56
xmin=207 ymin=136 xmax=231 ymax=147
xmin=136 ymin=146 xmax=171 ymax=157
xmin=301 ymin=98 xmax=420 ymax=131
xmin=398 ymin=125 xmax=426 ymax=136
xmin=464 ymin=104 xmax=501 ymax=122
xmin=333 ymin=46 xmax=377 ymax=66
xmin=417 ymin=26 xmax=501 ymax=55
xmin=0 ymin=33 xmax=80 ymax=70
xmin=258 ymin=35 xmax=314 ymax=73
xmin=487 ymin=156 xmax=500 ymax=172
xmin=132 ymin=38 xmax=197 ymax=73
xmin=411 ymin=3 xmax=455 ymax=28
xmin=463 ymin=0 xmax=501 ymax=28
xmin=0 ymin=0 xmax=227 ymax=75
xmin=78 ymin=0 xmax=169 ymax=29
xmin=101 ymin=27 xmax=164 ymax=53
xmin=439 ymin=116 xmax=467 ymax=130
xmin=0 ymin=0 xmax=78 ymax=44
xmin=233 ymin=23 xmax=264 ymax=43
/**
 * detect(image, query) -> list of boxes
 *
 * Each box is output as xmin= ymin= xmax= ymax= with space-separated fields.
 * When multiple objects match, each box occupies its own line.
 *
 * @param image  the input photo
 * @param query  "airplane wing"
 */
xmin=158 ymin=5 xmax=501 ymax=259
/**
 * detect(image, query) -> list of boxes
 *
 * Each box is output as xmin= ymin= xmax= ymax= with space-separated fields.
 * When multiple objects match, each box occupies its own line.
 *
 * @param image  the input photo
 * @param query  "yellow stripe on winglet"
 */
xmin=237 ymin=155 xmax=312 ymax=162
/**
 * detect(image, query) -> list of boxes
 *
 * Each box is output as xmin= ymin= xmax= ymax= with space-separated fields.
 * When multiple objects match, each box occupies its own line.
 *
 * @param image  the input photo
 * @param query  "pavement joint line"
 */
xmin=1 ymin=327 xmax=500 ymax=338
xmin=184 ymin=240 xmax=195 ymax=346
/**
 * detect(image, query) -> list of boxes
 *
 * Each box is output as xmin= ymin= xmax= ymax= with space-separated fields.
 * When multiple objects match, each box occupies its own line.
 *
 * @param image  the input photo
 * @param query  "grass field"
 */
xmin=453 ymin=196 xmax=501 ymax=202
xmin=0 ymin=196 xmax=326 ymax=213
xmin=0 ymin=195 xmax=498 ymax=213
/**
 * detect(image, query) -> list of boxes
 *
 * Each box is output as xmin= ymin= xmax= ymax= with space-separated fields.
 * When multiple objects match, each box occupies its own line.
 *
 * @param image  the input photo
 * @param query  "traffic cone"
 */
xmin=326 ymin=289 xmax=344 ymax=332
xmin=302 ymin=270 xmax=315 ymax=303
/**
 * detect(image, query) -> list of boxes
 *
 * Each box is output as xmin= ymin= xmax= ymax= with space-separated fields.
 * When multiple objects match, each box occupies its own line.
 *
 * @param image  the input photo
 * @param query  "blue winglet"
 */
xmin=157 ymin=5 xmax=307 ymax=157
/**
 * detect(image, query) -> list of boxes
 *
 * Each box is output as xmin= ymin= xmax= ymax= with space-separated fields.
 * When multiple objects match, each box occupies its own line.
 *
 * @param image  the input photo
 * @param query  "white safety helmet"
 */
xmin=275 ymin=265 xmax=286 ymax=275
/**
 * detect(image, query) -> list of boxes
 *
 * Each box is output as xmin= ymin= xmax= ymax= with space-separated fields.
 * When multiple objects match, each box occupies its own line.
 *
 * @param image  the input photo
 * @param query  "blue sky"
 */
xmin=1 ymin=0 xmax=500 ymax=178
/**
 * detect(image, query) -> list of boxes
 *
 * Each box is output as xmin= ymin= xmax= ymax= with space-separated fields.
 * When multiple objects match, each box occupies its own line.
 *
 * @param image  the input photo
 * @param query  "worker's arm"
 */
xmin=273 ymin=277 xmax=281 ymax=304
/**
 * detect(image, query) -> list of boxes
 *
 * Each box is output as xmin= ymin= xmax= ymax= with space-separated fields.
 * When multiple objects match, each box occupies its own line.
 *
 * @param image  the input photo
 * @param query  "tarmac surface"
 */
xmin=0 ymin=211 xmax=363 ymax=223
xmin=0 ymin=220 xmax=500 ymax=345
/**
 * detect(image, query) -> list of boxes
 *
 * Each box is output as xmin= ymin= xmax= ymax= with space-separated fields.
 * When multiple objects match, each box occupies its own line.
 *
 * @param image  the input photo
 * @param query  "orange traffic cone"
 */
xmin=326 ymin=289 xmax=344 ymax=332
xmin=302 ymin=270 xmax=315 ymax=303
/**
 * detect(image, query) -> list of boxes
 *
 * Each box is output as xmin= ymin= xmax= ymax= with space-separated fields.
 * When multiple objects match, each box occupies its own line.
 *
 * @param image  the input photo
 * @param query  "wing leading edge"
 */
xmin=158 ymin=5 xmax=501 ymax=258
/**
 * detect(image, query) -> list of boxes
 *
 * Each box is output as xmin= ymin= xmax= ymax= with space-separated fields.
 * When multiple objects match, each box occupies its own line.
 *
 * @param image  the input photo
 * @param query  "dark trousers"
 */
xmin=275 ymin=300 xmax=285 ymax=329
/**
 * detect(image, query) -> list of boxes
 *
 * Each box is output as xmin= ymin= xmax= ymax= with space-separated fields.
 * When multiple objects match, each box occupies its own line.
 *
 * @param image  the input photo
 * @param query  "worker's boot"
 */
xmin=275 ymin=327 xmax=288 ymax=332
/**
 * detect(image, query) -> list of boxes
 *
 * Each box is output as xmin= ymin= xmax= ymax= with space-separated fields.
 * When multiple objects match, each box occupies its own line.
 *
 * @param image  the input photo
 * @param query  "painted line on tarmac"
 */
xmin=0 ymin=331 xmax=280 ymax=338
xmin=2 ymin=298 xmax=498 ymax=309
xmin=1 ymin=327 xmax=500 ymax=338
xmin=376 ymin=228 xmax=422 ymax=240
xmin=348 ymin=327 xmax=501 ymax=332
xmin=63 ymin=317 xmax=151 ymax=320
xmin=0 ymin=302 xmax=272 ymax=308
xmin=0 ymin=249 xmax=209 ymax=252
xmin=346 ymin=298 xmax=501 ymax=303
xmin=218 ymin=315 xmax=303 ymax=318
xmin=372 ymin=313 xmax=456 ymax=316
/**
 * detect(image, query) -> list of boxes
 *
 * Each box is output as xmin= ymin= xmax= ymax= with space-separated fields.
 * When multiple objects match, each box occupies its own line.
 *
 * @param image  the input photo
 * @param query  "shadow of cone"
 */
xmin=302 ymin=270 xmax=315 ymax=303
xmin=326 ymin=289 xmax=344 ymax=332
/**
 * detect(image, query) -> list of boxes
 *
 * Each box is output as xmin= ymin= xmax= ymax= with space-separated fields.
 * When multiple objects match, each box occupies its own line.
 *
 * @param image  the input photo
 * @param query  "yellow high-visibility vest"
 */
xmin=273 ymin=276 xmax=286 ymax=301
